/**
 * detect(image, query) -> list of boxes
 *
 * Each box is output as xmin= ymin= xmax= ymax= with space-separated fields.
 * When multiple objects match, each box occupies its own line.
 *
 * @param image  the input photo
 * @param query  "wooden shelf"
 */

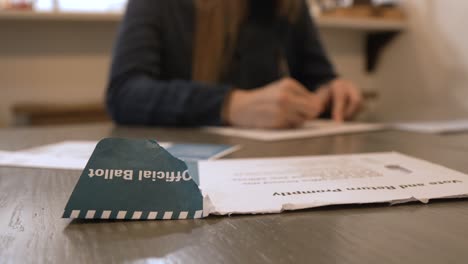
xmin=0 ymin=10 xmax=406 ymax=31
xmin=0 ymin=10 xmax=406 ymax=73
xmin=0 ymin=10 xmax=121 ymax=22
xmin=12 ymin=102 xmax=109 ymax=126
xmin=316 ymin=16 xmax=406 ymax=31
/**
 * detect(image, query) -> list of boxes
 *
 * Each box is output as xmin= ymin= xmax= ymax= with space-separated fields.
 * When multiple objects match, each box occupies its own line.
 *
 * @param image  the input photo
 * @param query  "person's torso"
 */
xmin=159 ymin=0 xmax=297 ymax=89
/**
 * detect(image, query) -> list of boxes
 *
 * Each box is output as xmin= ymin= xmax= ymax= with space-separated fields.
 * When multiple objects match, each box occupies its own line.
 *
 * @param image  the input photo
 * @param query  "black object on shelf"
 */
xmin=365 ymin=31 xmax=399 ymax=73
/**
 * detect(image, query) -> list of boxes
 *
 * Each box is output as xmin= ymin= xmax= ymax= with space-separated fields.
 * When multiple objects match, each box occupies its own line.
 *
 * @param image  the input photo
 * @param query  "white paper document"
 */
xmin=394 ymin=119 xmax=468 ymax=134
xmin=204 ymin=120 xmax=384 ymax=141
xmin=0 ymin=141 xmax=162 ymax=170
xmin=198 ymin=152 xmax=468 ymax=215
xmin=0 ymin=141 xmax=240 ymax=170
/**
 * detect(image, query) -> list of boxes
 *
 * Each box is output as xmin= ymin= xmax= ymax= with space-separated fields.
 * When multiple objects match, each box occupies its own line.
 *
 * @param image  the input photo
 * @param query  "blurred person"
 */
xmin=106 ymin=0 xmax=362 ymax=128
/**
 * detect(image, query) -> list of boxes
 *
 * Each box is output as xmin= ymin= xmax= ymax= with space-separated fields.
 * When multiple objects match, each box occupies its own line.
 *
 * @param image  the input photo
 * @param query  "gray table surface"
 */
xmin=1 ymin=123 xmax=468 ymax=264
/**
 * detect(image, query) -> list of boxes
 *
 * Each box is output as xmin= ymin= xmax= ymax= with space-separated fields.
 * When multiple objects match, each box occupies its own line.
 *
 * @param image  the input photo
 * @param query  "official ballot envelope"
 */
xmin=63 ymin=138 xmax=204 ymax=220
xmin=64 ymin=138 xmax=468 ymax=220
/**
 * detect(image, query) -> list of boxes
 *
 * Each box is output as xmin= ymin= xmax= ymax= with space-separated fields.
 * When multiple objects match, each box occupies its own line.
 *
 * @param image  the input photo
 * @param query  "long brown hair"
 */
xmin=192 ymin=0 xmax=302 ymax=83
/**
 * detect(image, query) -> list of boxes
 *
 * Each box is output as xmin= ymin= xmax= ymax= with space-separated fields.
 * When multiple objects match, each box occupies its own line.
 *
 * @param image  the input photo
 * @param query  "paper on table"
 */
xmin=197 ymin=152 xmax=468 ymax=215
xmin=394 ymin=119 xmax=468 ymax=134
xmin=0 ymin=141 xmax=240 ymax=170
xmin=0 ymin=150 xmax=91 ymax=170
xmin=0 ymin=141 xmax=168 ymax=170
xmin=204 ymin=120 xmax=384 ymax=141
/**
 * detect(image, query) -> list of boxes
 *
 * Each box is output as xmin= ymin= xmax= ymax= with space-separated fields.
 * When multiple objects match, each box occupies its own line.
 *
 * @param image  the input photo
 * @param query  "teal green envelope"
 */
xmin=63 ymin=138 xmax=204 ymax=220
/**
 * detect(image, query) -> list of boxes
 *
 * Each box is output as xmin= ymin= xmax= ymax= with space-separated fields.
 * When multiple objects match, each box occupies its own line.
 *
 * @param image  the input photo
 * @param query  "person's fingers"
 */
xmin=344 ymin=84 xmax=363 ymax=119
xmin=278 ymin=78 xmax=329 ymax=119
xmin=280 ymin=78 xmax=311 ymax=97
xmin=273 ymin=82 xmax=321 ymax=120
xmin=285 ymin=111 xmax=306 ymax=128
xmin=332 ymin=87 xmax=345 ymax=122
xmin=316 ymin=86 xmax=331 ymax=106
xmin=267 ymin=109 xmax=304 ymax=129
xmin=278 ymin=94 xmax=312 ymax=123
xmin=288 ymin=93 xmax=323 ymax=120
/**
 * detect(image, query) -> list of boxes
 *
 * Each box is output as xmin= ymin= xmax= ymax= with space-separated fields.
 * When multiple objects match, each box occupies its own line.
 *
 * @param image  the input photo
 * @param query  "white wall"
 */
xmin=370 ymin=0 xmax=468 ymax=121
xmin=35 ymin=0 xmax=127 ymax=12
xmin=0 ymin=20 xmax=117 ymax=126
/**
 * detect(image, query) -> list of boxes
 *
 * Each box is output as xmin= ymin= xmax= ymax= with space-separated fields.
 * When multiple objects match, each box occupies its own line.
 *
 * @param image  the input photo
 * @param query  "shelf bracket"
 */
xmin=365 ymin=31 xmax=399 ymax=73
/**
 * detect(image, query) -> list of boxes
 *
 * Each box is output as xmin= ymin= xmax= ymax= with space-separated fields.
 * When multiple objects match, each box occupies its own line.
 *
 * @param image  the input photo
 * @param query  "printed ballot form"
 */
xmin=197 ymin=152 xmax=468 ymax=215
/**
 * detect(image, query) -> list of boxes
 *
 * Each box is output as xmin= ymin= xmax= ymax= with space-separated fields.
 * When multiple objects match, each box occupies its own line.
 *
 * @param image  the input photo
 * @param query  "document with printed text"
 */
xmin=197 ymin=152 xmax=468 ymax=215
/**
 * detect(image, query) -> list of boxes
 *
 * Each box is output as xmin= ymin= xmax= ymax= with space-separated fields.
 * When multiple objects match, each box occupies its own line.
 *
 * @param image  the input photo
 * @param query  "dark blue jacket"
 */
xmin=107 ymin=0 xmax=337 ymax=126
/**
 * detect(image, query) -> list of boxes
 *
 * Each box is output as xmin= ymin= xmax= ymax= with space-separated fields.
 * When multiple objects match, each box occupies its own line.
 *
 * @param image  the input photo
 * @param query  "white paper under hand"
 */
xmin=204 ymin=120 xmax=384 ymax=141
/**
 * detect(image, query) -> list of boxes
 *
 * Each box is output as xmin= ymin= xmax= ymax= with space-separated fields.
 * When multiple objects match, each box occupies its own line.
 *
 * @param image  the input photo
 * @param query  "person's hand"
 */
xmin=317 ymin=79 xmax=362 ymax=122
xmin=224 ymin=78 xmax=325 ymax=129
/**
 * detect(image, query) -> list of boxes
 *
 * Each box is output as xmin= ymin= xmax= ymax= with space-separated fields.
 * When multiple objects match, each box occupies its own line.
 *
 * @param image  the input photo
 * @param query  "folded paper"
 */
xmin=63 ymin=138 xmax=204 ymax=220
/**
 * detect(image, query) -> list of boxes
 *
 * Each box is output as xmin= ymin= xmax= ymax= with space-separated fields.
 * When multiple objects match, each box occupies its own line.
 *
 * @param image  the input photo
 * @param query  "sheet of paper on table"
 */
xmin=0 ymin=141 xmax=240 ymax=170
xmin=394 ymin=119 xmax=468 ymax=134
xmin=204 ymin=120 xmax=385 ymax=141
xmin=197 ymin=152 xmax=468 ymax=215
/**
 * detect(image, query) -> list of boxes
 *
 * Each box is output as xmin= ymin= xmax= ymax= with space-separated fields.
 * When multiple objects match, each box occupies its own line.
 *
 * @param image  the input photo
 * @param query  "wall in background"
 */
xmin=0 ymin=20 xmax=117 ymax=126
xmin=1 ymin=0 xmax=468 ymax=126
xmin=370 ymin=0 xmax=468 ymax=121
